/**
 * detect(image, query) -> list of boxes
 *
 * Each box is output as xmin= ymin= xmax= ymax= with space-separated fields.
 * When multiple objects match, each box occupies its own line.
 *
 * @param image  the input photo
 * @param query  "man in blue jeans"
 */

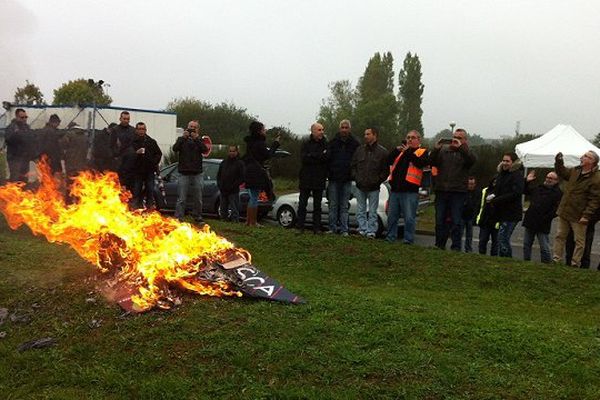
xmin=385 ymin=130 xmax=429 ymax=244
xmin=487 ymin=152 xmax=524 ymax=257
xmin=172 ymin=120 xmax=208 ymax=223
xmin=350 ymin=127 xmax=389 ymax=238
xmin=522 ymin=170 xmax=562 ymax=263
xmin=327 ymin=120 xmax=359 ymax=236
xmin=430 ymin=128 xmax=476 ymax=250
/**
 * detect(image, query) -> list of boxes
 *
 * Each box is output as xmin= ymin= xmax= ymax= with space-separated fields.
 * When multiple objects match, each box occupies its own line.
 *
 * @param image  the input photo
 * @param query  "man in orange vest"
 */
xmin=385 ymin=130 xmax=429 ymax=243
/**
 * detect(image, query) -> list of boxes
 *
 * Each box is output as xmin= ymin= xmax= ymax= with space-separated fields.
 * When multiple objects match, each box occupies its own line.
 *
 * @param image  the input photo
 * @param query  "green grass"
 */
xmin=1 ymin=217 xmax=600 ymax=399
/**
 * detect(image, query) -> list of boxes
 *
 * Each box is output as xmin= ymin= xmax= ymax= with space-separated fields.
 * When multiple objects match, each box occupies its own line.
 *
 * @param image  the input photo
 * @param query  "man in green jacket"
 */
xmin=553 ymin=150 xmax=600 ymax=267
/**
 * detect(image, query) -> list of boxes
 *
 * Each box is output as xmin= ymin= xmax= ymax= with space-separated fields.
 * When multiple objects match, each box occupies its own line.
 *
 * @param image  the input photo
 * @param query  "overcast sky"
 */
xmin=2 ymin=0 xmax=599 ymax=139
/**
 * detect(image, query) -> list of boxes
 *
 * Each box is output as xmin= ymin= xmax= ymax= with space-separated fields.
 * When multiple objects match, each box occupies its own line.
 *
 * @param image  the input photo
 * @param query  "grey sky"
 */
xmin=2 ymin=0 xmax=599 ymax=139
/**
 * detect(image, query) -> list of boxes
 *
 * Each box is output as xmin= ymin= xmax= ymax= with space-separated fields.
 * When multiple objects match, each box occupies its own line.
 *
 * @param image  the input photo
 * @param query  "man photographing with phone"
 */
xmin=430 ymin=128 xmax=477 ymax=251
xmin=173 ymin=120 xmax=209 ymax=223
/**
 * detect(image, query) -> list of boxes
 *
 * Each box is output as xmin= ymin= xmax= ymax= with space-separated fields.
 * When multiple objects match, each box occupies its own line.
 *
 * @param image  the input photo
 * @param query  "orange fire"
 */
xmin=0 ymin=159 xmax=244 ymax=311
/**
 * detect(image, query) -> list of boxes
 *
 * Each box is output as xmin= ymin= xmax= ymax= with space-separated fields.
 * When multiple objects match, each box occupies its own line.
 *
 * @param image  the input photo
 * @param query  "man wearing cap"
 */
xmin=39 ymin=114 xmax=65 ymax=176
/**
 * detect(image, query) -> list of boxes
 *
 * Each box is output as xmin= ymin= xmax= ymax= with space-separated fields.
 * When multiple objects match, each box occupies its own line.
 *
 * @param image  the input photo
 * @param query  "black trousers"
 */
xmin=297 ymin=188 xmax=323 ymax=231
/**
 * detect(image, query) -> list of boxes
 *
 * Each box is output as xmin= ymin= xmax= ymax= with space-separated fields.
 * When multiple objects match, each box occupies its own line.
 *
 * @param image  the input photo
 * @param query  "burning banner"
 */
xmin=0 ymin=159 xmax=304 ymax=312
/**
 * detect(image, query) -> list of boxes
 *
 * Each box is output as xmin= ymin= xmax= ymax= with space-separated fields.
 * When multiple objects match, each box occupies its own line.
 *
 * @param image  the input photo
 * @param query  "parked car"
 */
xmin=154 ymin=159 xmax=273 ymax=219
xmin=270 ymin=182 xmax=431 ymax=237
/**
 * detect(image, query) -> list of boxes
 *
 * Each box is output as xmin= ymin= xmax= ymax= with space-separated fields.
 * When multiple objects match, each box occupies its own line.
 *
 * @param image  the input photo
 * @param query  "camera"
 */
xmin=439 ymin=138 xmax=454 ymax=145
xmin=401 ymin=140 xmax=407 ymax=146
xmin=186 ymin=128 xmax=196 ymax=134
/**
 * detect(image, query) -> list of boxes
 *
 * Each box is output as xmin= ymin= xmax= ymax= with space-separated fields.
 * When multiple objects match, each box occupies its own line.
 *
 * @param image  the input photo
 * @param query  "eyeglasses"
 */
xmin=406 ymin=136 xmax=418 ymax=140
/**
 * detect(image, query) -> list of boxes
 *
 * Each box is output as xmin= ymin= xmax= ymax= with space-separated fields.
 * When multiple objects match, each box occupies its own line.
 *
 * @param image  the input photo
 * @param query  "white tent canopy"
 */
xmin=515 ymin=124 xmax=600 ymax=168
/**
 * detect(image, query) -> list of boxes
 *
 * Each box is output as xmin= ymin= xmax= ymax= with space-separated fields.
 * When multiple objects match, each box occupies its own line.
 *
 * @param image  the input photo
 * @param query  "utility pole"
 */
xmin=515 ymin=120 xmax=521 ymax=137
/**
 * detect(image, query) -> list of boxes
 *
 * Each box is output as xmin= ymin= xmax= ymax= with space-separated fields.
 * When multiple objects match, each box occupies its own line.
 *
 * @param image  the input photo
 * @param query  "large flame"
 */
xmin=0 ymin=159 xmax=244 ymax=311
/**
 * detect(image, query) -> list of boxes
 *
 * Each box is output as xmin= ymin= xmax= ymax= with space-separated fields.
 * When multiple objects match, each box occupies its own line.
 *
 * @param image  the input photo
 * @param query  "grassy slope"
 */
xmin=1 ymin=218 xmax=600 ymax=400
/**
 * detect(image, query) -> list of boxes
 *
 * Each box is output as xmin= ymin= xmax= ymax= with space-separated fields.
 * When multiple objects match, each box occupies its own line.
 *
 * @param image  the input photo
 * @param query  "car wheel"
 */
xmin=277 ymin=206 xmax=296 ymax=228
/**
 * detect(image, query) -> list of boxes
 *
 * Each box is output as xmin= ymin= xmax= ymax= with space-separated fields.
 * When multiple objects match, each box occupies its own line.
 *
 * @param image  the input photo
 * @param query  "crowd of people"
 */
xmin=4 ymin=109 xmax=163 ymax=209
xmin=294 ymin=119 xmax=600 ymax=270
xmin=4 ymin=109 xmax=600 ymax=268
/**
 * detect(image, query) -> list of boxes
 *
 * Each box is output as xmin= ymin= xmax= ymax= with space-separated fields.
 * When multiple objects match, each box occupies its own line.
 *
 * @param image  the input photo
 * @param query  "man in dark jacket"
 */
xmin=113 ymin=111 xmax=137 ymax=191
xmin=351 ymin=127 xmax=389 ymax=238
xmin=38 ymin=114 xmax=64 ymax=176
xmin=430 ymin=128 xmax=477 ymax=250
xmin=92 ymin=123 xmax=118 ymax=172
xmin=297 ymin=123 xmax=329 ymax=233
xmin=486 ymin=152 xmax=524 ymax=257
xmin=522 ymin=170 xmax=562 ymax=263
xmin=131 ymin=122 xmax=162 ymax=210
xmin=217 ymin=145 xmax=245 ymax=222
xmin=385 ymin=130 xmax=429 ymax=244
xmin=60 ymin=124 xmax=89 ymax=204
xmin=5 ymin=108 xmax=34 ymax=183
xmin=327 ymin=119 xmax=359 ymax=236
xmin=172 ymin=120 xmax=208 ymax=222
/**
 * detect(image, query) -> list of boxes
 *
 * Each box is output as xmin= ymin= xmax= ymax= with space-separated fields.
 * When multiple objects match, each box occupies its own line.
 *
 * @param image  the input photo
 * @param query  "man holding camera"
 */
xmin=430 ymin=128 xmax=476 ymax=251
xmin=172 ymin=120 xmax=209 ymax=223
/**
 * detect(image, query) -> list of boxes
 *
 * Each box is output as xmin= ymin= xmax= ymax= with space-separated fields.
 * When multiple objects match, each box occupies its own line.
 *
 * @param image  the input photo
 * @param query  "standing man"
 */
xmin=553 ymin=150 xmax=600 ymax=267
xmin=5 ymin=108 xmax=34 ymax=182
xmin=297 ymin=122 xmax=329 ymax=233
xmin=522 ymin=171 xmax=562 ymax=264
xmin=327 ymin=119 xmax=360 ymax=236
xmin=351 ymin=127 xmax=389 ymax=238
xmin=217 ymin=145 xmax=245 ymax=222
xmin=113 ymin=111 xmax=137 ymax=191
xmin=131 ymin=122 xmax=162 ymax=210
xmin=39 ymin=114 xmax=64 ymax=177
xmin=486 ymin=152 xmax=524 ymax=258
xmin=385 ymin=130 xmax=429 ymax=244
xmin=172 ymin=120 xmax=208 ymax=222
xmin=429 ymin=128 xmax=476 ymax=250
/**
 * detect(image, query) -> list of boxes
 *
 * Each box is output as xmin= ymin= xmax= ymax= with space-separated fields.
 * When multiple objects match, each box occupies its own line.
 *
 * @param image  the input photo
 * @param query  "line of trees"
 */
xmin=318 ymin=51 xmax=424 ymax=148
xmin=12 ymin=79 xmax=112 ymax=106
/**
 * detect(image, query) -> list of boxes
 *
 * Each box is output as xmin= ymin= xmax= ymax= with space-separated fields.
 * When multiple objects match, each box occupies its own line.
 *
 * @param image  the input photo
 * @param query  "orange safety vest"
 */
xmin=388 ymin=147 xmax=427 ymax=185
